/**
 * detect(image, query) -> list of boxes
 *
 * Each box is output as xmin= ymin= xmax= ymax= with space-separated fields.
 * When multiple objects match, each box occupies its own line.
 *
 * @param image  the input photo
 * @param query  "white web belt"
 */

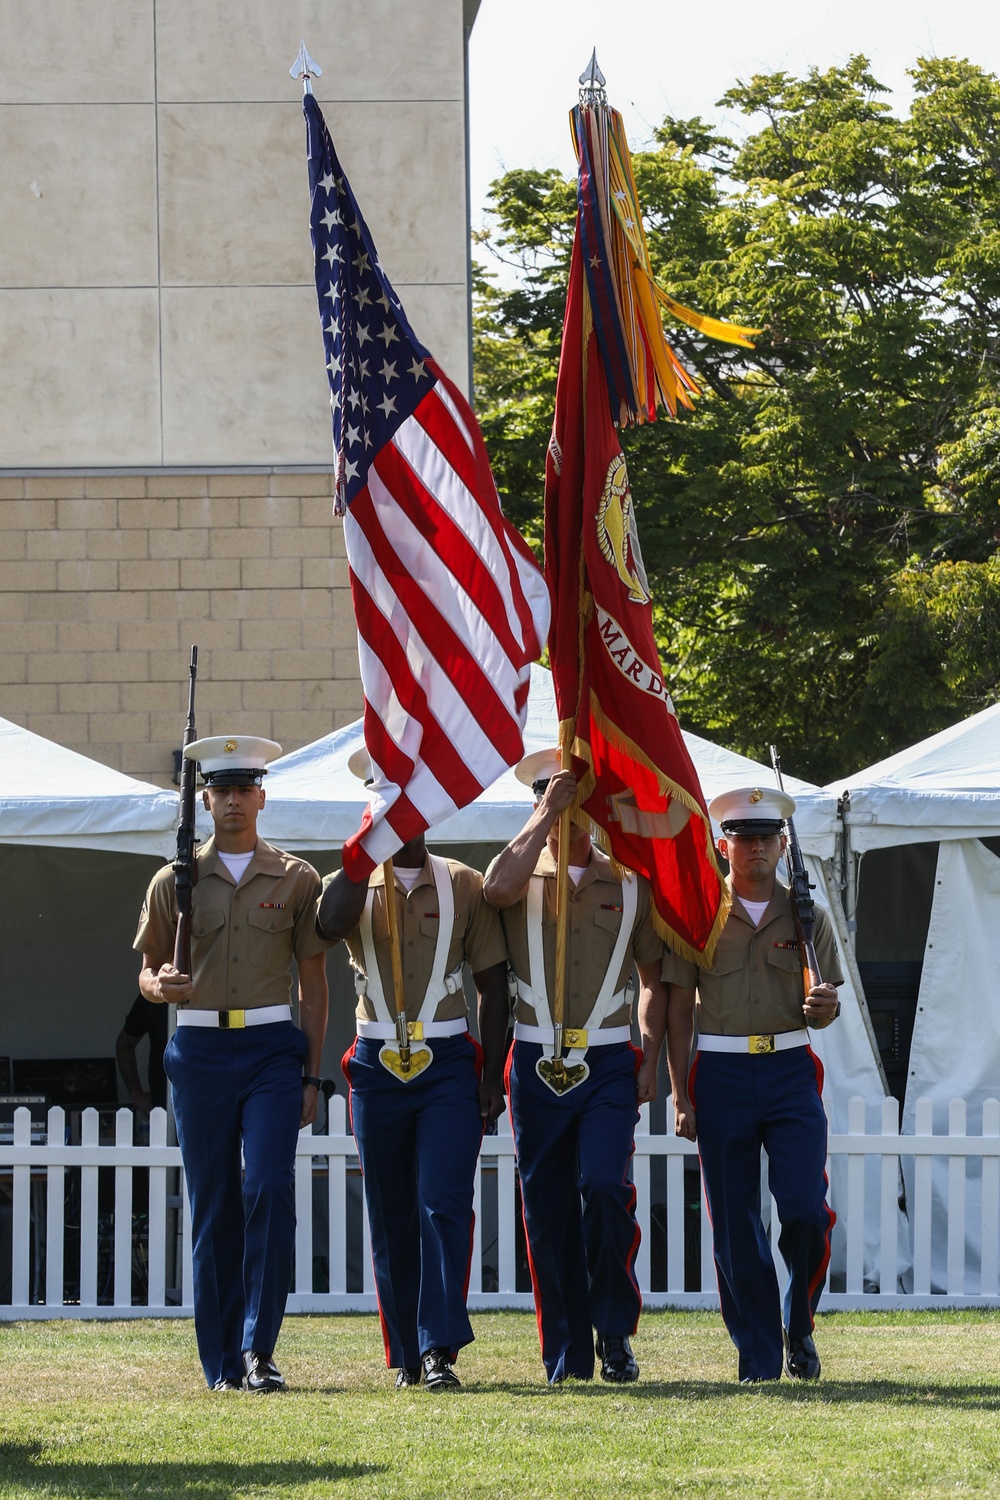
xmin=514 ymin=871 xmax=637 ymax=1066
xmin=355 ymin=853 xmax=465 ymax=1029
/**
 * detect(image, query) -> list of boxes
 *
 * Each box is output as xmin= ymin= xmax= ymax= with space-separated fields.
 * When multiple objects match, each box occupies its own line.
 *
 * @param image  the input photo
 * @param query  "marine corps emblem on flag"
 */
xmin=596 ymin=454 xmax=649 ymax=605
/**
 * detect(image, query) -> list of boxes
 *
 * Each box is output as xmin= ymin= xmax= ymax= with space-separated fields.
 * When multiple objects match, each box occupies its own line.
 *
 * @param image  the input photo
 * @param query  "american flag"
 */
xmin=303 ymin=94 xmax=550 ymax=880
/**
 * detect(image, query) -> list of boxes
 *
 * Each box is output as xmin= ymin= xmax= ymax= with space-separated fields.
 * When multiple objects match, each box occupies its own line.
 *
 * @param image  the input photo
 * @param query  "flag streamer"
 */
xmin=571 ymin=101 xmax=758 ymax=426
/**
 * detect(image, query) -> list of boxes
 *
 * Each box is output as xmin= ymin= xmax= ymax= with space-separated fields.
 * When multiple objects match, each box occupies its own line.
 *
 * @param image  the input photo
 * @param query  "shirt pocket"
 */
xmin=766 ymin=946 xmax=802 ymax=977
xmin=706 ymin=949 xmax=744 ymax=981
xmin=192 ymin=909 xmax=226 ymax=942
xmin=245 ymin=905 xmax=295 ymax=967
xmin=419 ymin=915 xmax=440 ymax=940
xmin=593 ymin=905 xmax=624 ymax=936
xmin=587 ymin=903 xmax=624 ymax=984
xmin=706 ymin=950 xmax=746 ymax=1025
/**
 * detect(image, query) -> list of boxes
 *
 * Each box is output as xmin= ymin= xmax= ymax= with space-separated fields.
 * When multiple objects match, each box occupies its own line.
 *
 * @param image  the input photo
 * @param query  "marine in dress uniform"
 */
xmin=135 ymin=735 xmax=329 ymax=1393
xmin=316 ymin=760 xmax=508 ymax=1391
xmin=483 ymin=753 xmax=667 ymax=1385
xmin=662 ymin=786 xmax=843 ymax=1384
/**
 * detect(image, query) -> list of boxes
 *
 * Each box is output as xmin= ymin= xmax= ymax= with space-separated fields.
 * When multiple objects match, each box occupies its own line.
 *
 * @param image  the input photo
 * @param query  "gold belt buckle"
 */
xmin=220 ymin=1009 xmax=246 ymax=1030
xmin=748 ymin=1033 xmax=775 ymax=1054
xmin=406 ymin=1021 xmax=424 ymax=1042
xmin=563 ymin=1028 xmax=588 ymax=1049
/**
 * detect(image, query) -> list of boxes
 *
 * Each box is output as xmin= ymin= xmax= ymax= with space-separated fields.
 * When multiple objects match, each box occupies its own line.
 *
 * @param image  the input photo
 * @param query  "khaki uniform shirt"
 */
xmin=661 ymin=880 xmax=844 ymax=1036
xmin=490 ymin=845 xmax=664 ymax=1031
xmin=134 ymin=836 xmax=328 ymax=1011
xmin=330 ymin=856 xmax=507 ymax=1025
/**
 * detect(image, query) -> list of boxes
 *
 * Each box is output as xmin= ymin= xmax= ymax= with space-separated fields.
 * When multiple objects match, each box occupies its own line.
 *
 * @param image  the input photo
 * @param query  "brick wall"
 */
xmin=0 ymin=473 xmax=363 ymax=786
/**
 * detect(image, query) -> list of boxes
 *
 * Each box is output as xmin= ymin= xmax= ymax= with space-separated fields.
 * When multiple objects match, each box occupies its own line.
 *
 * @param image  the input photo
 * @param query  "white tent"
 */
xmin=0 ymin=716 xmax=176 ymax=856
xmin=263 ymin=664 xmax=842 ymax=854
xmin=830 ymin=703 xmax=1000 ymax=1292
xmin=838 ymin=701 xmax=1000 ymax=851
xmin=0 ymin=718 xmax=178 ymax=1079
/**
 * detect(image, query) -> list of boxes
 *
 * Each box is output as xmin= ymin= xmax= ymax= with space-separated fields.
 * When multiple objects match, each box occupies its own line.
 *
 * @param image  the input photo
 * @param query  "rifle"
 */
xmin=172 ymin=646 xmax=199 ymax=980
xmin=769 ymin=746 xmax=822 ymax=999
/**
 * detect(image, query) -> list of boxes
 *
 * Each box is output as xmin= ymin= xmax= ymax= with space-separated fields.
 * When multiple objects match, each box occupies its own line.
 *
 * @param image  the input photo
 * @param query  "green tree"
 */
xmin=474 ymin=57 xmax=1000 ymax=784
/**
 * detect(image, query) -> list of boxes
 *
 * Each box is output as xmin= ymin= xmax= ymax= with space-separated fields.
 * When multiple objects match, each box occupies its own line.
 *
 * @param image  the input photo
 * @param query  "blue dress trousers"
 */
xmin=507 ymin=1039 xmax=642 ymax=1383
xmin=690 ymin=1044 xmax=835 ymax=1382
xmin=164 ymin=1019 xmax=308 ymax=1388
xmin=343 ymin=1032 xmax=484 ymax=1369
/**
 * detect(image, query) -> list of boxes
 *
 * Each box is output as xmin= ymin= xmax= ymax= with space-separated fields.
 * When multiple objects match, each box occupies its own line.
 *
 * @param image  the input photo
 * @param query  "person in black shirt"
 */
xmin=115 ymin=995 xmax=168 ymax=1113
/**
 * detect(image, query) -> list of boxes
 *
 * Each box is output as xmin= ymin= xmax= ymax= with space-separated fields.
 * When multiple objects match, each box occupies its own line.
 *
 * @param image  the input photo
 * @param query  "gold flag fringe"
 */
xmin=588 ymin=690 xmax=730 ymax=965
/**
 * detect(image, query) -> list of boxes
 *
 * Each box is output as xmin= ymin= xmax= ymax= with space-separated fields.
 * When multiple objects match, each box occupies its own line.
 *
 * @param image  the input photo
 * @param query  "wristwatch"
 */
xmin=303 ymin=1074 xmax=322 ymax=1089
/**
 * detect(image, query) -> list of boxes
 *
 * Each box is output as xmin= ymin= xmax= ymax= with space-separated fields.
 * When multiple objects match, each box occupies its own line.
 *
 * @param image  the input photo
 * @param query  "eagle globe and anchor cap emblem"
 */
xmin=597 ymin=453 xmax=650 ymax=606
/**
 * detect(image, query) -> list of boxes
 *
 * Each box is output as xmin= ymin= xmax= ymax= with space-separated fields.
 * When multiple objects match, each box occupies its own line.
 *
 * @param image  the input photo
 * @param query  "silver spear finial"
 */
xmin=579 ymin=49 xmax=606 ymax=107
xmin=290 ymin=39 xmax=322 ymax=95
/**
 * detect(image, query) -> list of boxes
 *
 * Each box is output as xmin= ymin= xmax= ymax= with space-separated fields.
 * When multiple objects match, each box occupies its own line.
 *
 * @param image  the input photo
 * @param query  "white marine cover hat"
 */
xmin=347 ymin=745 xmax=374 ymax=783
xmin=514 ymin=746 xmax=565 ymax=790
xmin=184 ymin=734 xmax=282 ymax=786
xmin=708 ymin=785 xmax=796 ymax=833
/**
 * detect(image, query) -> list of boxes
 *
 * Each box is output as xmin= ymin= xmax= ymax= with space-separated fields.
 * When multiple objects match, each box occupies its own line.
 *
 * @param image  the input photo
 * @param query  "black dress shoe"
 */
xmin=395 ymin=1366 xmax=422 ymax=1387
xmin=421 ymin=1348 xmax=461 ymax=1390
xmin=783 ymin=1329 xmax=821 ymax=1380
xmin=596 ymin=1333 xmax=639 ymax=1383
xmin=212 ymin=1378 xmax=241 ymax=1391
xmin=242 ymin=1350 xmax=287 ymax=1393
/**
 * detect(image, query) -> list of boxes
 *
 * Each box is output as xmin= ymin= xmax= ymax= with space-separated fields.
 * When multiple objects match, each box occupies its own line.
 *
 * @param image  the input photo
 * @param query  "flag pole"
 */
xmin=548 ymin=52 xmax=601 ymax=1079
xmin=289 ymin=37 xmax=322 ymax=95
xmin=381 ymin=859 xmax=412 ymax=1072
xmin=292 ymin=38 xmax=416 ymax=1064
xmin=551 ymin=719 xmax=576 ymax=1075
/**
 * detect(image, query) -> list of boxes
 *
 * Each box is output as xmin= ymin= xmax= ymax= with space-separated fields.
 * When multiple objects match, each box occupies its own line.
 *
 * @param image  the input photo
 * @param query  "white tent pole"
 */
xmin=832 ymin=788 xmax=862 ymax=960
xmin=818 ymin=857 xmax=890 ymax=1097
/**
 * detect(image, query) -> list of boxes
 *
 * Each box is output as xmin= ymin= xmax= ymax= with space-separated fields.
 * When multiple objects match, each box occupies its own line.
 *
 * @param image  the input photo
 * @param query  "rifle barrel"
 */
xmin=172 ymin=645 xmax=199 ymax=978
xmin=770 ymin=743 xmax=822 ymax=994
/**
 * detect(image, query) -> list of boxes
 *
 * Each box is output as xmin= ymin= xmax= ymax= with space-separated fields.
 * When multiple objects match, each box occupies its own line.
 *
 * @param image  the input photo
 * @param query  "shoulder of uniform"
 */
xmin=147 ymin=861 xmax=176 ymax=891
xmin=257 ymin=839 xmax=317 ymax=879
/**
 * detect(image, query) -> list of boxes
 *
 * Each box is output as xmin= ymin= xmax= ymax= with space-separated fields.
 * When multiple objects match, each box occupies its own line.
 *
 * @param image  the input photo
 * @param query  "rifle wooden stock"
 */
xmin=173 ymin=646 xmax=199 ymax=981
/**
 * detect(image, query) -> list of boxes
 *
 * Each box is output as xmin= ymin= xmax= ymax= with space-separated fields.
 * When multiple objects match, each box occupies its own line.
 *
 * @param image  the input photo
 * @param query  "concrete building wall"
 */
xmin=0 ymin=0 xmax=477 ymax=777
xmin=0 ymin=471 xmax=362 ymax=785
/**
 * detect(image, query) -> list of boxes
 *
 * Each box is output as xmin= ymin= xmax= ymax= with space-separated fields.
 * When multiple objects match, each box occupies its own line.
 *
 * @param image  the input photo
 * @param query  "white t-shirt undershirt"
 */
xmin=218 ymin=850 xmax=254 ymax=885
xmin=392 ymin=865 xmax=423 ymax=891
xmin=740 ymin=897 xmax=771 ymax=926
xmin=568 ymin=865 xmax=589 ymax=886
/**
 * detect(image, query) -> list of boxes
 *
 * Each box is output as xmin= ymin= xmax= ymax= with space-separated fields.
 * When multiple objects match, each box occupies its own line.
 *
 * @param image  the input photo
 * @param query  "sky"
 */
xmin=467 ymin=0 xmax=995 ymax=241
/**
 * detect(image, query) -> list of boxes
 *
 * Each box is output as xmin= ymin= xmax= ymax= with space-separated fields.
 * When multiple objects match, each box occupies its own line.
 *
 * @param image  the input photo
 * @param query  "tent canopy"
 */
xmin=833 ymin=701 xmax=1000 ymax=851
xmin=0 ymin=717 xmax=176 ymax=856
xmin=262 ymin=665 xmax=838 ymax=855
xmin=0 ymin=669 xmax=841 ymax=860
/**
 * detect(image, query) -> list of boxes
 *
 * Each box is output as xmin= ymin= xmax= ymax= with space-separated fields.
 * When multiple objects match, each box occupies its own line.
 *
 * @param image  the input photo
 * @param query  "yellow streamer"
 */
xmin=574 ymin=102 xmax=760 ymax=426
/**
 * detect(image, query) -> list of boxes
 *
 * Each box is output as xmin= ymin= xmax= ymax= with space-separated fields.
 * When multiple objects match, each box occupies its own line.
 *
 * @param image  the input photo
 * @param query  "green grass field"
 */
xmin=0 ymin=1311 xmax=998 ymax=1499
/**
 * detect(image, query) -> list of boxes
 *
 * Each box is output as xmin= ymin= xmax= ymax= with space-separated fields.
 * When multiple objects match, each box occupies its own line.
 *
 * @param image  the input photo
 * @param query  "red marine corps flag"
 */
xmin=548 ymin=59 xmax=759 ymax=961
xmin=297 ymin=56 xmax=549 ymax=880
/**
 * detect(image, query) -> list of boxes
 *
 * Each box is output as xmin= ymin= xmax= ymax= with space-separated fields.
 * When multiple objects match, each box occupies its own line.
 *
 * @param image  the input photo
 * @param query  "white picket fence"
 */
xmin=1 ymin=1095 xmax=998 ymax=1318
